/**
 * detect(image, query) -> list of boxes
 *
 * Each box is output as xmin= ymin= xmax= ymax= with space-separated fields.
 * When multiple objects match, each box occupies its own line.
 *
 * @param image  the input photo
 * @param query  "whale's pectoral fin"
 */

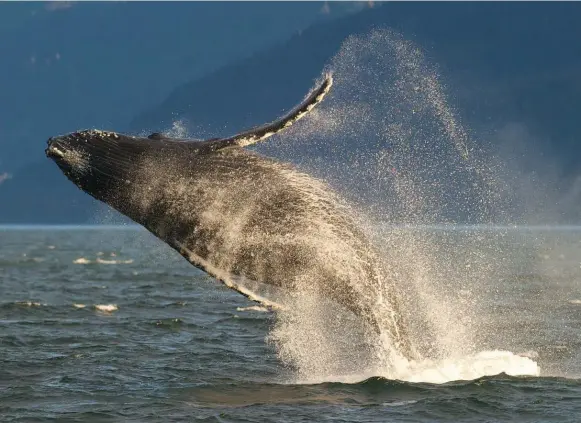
xmin=143 ymin=74 xmax=332 ymax=151
xmin=202 ymin=73 xmax=333 ymax=151
xmin=173 ymin=240 xmax=283 ymax=311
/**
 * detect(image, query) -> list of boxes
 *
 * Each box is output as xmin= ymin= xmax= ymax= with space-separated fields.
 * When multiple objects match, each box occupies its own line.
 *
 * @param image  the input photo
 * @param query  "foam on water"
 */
xmin=396 ymin=350 xmax=540 ymax=383
xmin=296 ymin=350 xmax=539 ymax=385
xmin=73 ymin=257 xmax=91 ymax=264
xmin=94 ymin=304 xmax=118 ymax=313
xmin=96 ymin=258 xmax=134 ymax=264
xmin=15 ymin=301 xmax=44 ymax=307
xmin=73 ymin=256 xmax=133 ymax=264
xmin=237 ymin=306 xmax=270 ymax=312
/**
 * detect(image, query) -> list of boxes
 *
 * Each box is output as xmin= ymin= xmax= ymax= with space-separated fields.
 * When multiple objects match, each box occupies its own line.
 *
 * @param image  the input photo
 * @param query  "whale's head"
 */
xmin=45 ymin=129 xmax=153 ymax=203
xmin=45 ymin=74 xmax=334 ymax=225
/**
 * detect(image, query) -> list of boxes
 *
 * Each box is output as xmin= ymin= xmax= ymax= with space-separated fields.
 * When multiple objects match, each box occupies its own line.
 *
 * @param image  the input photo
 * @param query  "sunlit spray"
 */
xmin=257 ymin=29 xmax=539 ymax=382
xmin=76 ymin=29 xmax=548 ymax=383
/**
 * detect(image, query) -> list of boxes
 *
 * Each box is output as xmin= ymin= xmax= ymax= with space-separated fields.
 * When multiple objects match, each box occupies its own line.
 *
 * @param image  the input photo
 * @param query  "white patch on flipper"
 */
xmin=232 ymin=73 xmax=333 ymax=147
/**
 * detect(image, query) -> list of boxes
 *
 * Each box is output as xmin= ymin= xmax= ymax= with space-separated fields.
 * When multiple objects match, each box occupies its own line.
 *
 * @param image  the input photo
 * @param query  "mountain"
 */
xmin=0 ymin=1 xmax=356 ymax=223
xmin=131 ymin=2 xmax=581 ymax=163
xmin=1 ymin=2 xmax=580 ymax=223
xmin=0 ymin=1 xmax=353 ymax=172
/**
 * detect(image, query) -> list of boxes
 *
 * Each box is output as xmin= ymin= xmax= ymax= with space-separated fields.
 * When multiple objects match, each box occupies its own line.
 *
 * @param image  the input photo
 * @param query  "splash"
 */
xmin=130 ymin=145 xmax=412 ymax=365
xmin=87 ymin=30 xmax=548 ymax=383
xmin=294 ymin=350 xmax=539 ymax=385
xmin=167 ymin=120 xmax=189 ymax=138
xmin=0 ymin=172 xmax=12 ymax=185
xmin=396 ymin=350 xmax=539 ymax=383
xmin=255 ymin=29 xmax=542 ymax=383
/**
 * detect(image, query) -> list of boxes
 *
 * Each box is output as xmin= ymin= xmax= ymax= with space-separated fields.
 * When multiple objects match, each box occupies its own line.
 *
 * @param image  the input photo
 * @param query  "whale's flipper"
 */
xmin=174 ymin=240 xmax=283 ymax=311
xmin=143 ymin=74 xmax=332 ymax=151
xmin=204 ymin=73 xmax=333 ymax=150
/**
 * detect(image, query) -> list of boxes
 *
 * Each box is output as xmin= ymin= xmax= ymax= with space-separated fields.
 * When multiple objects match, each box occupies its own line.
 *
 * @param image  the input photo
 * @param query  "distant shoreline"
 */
xmin=0 ymin=224 xmax=143 ymax=231
xmin=3 ymin=224 xmax=581 ymax=232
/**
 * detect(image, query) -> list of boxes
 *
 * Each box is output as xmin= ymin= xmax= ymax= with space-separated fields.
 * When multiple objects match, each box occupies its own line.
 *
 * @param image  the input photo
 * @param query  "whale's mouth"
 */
xmin=45 ymin=138 xmax=89 ymax=176
xmin=45 ymin=139 xmax=76 ymax=178
xmin=45 ymin=144 xmax=66 ymax=159
xmin=45 ymin=138 xmax=67 ymax=160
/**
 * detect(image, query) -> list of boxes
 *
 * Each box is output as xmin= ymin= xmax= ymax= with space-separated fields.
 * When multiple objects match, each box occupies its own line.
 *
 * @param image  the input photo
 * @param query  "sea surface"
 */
xmin=1 ymin=226 xmax=581 ymax=422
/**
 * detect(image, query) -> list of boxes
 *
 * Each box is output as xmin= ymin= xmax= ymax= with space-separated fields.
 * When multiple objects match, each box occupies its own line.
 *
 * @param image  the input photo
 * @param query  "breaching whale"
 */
xmin=45 ymin=74 xmax=413 ymax=358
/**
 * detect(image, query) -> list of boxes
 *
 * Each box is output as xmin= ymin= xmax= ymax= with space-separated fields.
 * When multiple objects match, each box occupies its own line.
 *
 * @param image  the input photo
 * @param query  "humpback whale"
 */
xmin=45 ymin=74 xmax=413 ymax=358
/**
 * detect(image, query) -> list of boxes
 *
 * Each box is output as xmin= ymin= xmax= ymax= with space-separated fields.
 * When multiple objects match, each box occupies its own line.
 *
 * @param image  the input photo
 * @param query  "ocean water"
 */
xmin=1 ymin=226 xmax=581 ymax=422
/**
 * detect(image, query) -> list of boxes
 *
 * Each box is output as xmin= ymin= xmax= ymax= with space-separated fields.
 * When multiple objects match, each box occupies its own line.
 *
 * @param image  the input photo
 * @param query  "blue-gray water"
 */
xmin=1 ymin=226 xmax=581 ymax=422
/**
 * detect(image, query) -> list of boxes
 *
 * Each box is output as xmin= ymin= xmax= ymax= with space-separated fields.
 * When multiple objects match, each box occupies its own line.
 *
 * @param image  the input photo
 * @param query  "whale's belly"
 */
xmin=124 ymin=149 xmax=411 ymax=355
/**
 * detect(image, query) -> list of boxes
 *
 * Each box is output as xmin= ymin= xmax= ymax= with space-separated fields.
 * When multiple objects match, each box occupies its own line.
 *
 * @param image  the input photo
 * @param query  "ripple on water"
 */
xmin=1 ymin=228 xmax=581 ymax=422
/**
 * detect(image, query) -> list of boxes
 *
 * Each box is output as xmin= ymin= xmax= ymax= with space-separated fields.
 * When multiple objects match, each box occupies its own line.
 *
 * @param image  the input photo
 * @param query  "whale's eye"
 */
xmin=148 ymin=132 xmax=165 ymax=140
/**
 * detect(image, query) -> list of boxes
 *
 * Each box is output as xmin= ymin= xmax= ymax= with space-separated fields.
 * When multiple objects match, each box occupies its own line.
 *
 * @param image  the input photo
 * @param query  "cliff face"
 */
xmin=1 ymin=2 xmax=580 ymax=223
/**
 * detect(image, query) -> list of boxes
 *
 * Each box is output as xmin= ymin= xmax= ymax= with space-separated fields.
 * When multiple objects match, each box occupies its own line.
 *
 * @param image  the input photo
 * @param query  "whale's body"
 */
xmin=45 ymin=75 xmax=412 ymax=357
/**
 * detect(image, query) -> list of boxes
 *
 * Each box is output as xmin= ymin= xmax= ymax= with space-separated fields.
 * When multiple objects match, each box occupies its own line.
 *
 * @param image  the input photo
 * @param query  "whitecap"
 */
xmin=383 ymin=400 xmax=418 ymax=407
xmin=96 ymin=258 xmax=133 ymax=265
xmin=393 ymin=350 xmax=540 ymax=384
xmin=94 ymin=304 xmax=118 ymax=312
xmin=236 ymin=306 xmax=270 ymax=312
xmin=16 ymin=301 xmax=43 ymax=307
xmin=73 ymin=257 xmax=91 ymax=264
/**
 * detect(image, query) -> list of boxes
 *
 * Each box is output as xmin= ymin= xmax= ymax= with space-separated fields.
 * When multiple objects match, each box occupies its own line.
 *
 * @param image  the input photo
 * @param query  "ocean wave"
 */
xmin=94 ymin=304 xmax=118 ymax=313
xmin=15 ymin=301 xmax=45 ymax=307
xmin=73 ymin=257 xmax=91 ymax=264
xmin=0 ymin=301 xmax=47 ymax=310
xmin=73 ymin=257 xmax=134 ymax=265
xmin=236 ymin=306 xmax=270 ymax=312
